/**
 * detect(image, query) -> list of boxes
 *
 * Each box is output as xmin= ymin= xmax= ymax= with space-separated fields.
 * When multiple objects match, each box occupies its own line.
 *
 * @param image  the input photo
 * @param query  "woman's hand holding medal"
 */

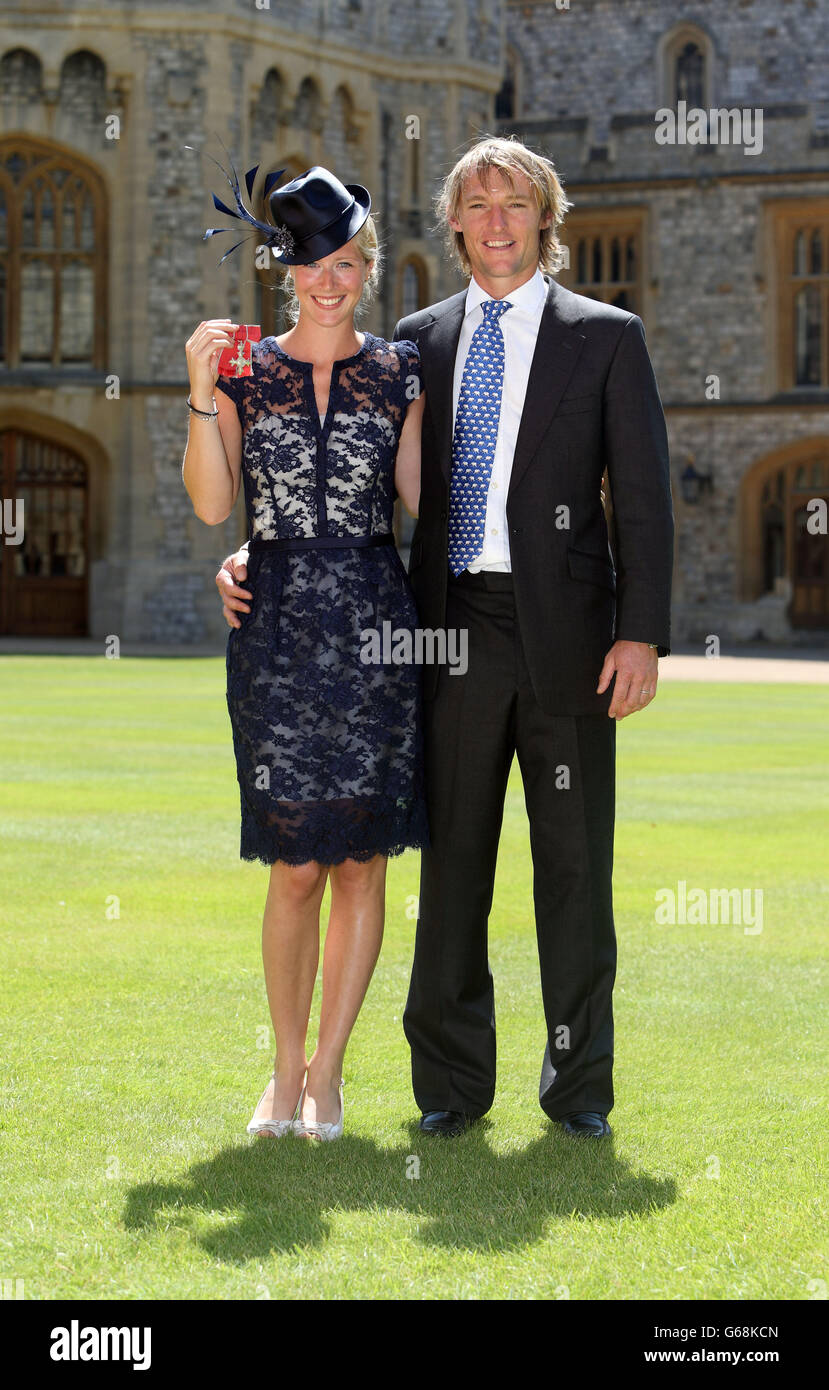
xmin=184 ymin=318 xmax=239 ymax=412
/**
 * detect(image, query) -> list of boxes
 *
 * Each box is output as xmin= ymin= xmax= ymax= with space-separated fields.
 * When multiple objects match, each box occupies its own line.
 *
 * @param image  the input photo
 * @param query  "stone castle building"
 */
xmin=0 ymin=0 xmax=827 ymax=647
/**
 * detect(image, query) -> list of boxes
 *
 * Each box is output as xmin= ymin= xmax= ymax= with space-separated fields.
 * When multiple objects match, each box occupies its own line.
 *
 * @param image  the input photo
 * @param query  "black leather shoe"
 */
xmin=559 ymin=1111 xmax=612 ymax=1138
xmin=418 ymin=1109 xmax=474 ymax=1137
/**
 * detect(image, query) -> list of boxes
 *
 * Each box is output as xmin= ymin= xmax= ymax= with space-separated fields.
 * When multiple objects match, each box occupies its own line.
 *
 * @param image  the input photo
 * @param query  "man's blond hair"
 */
xmin=436 ymin=135 xmax=572 ymax=277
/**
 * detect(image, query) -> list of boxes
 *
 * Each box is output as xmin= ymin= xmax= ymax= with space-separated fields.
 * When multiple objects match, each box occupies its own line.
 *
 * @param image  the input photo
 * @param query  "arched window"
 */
xmin=60 ymin=50 xmax=104 ymax=82
xmin=251 ymin=68 xmax=283 ymax=151
xmin=397 ymin=256 xmax=428 ymax=321
xmin=59 ymin=49 xmax=107 ymax=113
xmin=0 ymin=48 xmax=42 ymax=104
xmin=292 ymin=77 xmax=322 ymax=133
xmin=675 ymin=42 xmax=705 ymax=107
xmin=260 ymin=68 xmax=283 ymax=125
xmin=495 ymin=48 xmax=521 ymax=121
xmin=660 ymin=25 xmax=713 ymax=111
xmin=0 ymin=139 xmax=106 ymax=368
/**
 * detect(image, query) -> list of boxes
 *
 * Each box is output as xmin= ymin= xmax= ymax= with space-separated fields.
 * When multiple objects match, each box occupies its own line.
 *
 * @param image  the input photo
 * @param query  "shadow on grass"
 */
xmin=123 ymin=1121 xmax=677 ymax=1260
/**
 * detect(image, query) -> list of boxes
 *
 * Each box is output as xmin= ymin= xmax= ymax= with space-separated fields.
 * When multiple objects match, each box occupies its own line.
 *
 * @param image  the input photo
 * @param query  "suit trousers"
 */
xmin=403 ymin=568 xmax=617 ymax=1120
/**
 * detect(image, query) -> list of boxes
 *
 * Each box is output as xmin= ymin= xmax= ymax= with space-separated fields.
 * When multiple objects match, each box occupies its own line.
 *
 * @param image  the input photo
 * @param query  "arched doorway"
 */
xmin=740 ymin=441 xmax=829 ymax=630
xmin=791 ymin=461 xmax=829 ymax=628
xmin=0 ymin=428 xmax=88 ymax=634
xmin=396 ymin=255 xmax=429 ymax=323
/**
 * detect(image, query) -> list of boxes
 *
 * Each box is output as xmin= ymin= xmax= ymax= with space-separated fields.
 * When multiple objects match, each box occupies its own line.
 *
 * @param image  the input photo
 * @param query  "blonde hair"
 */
xmin=436 ymin=135 xmax=572 ymax=277
xmin=276 ymin=214 xmax=381 ymax=326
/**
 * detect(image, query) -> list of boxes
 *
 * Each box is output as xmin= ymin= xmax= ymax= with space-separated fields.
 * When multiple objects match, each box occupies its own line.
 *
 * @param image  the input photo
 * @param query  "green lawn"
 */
xmin=0 ymin=657 xmax=826 ymax=1299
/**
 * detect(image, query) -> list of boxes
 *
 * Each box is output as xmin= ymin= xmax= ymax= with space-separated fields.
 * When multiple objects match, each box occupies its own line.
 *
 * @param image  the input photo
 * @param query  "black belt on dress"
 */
xmin=248 ymin=533 xmax=395 ymax=552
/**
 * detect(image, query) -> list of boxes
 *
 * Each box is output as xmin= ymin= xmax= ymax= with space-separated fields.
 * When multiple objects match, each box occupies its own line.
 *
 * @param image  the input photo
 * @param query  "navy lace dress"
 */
xmin=214 ymin=330 xmax=429 ymax=867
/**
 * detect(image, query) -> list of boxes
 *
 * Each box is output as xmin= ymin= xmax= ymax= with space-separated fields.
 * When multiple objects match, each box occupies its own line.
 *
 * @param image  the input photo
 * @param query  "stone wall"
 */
xmin=502 ymin=0 xmax=829 ymax=646
xmin=0 ymin=0 xmax=503 ymax=646
xmin=1 ymin=0 xmax=827 ymax=647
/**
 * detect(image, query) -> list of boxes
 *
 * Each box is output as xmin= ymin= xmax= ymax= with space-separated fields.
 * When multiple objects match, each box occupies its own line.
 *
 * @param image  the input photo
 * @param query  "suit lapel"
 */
xmin=507 ymin=278 xmax=586 ymax=502
xmin=417 ymin=293 xmax=466 ymax=488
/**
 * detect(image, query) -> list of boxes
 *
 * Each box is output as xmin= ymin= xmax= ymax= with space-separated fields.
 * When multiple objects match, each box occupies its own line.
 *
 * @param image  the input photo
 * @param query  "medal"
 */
xmin=219 ymin=324 xmax=261 ymax=377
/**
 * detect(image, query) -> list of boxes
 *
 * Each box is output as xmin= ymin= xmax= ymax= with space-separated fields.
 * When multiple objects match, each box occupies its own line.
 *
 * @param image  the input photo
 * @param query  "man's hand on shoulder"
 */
xmin=216 ymin=544 xmax=253 ymax=629
xmin=597 ymin=640 xmax=659 ymax=720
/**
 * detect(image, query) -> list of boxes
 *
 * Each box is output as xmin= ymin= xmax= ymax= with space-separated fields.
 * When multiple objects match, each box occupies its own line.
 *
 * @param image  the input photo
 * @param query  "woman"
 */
xmin=182 ymin=164 xmax=427 ymax=1142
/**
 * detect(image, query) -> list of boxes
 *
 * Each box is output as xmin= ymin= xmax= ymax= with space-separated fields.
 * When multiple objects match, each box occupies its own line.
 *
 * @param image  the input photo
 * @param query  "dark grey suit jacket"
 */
xmin=392 ymin=274 xmax=674 ymax=716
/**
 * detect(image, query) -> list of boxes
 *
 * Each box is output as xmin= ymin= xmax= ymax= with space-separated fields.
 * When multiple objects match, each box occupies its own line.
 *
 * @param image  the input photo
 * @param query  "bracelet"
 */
xmin=187 ymin=393 xmax=218 ymax=419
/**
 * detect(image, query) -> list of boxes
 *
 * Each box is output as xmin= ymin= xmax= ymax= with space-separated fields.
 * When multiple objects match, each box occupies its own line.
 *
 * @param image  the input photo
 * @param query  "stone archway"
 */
xmin=0 ymin=412 xmax=110 ymax=637
xmin=739 ymin=437 xmax=829 ymax=630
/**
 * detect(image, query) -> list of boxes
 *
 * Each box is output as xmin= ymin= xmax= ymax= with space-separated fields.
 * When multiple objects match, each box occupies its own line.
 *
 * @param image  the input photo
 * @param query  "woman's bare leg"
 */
xmin=252 ymin=859 xmax=329 ymax=1125
xmin=298 ymin=853 xmax=387 ymax=1126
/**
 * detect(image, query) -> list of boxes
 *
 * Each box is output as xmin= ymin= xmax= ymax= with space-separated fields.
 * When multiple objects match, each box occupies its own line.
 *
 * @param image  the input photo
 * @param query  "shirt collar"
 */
xmin=465 ymin=266 xmax=548 ymax=318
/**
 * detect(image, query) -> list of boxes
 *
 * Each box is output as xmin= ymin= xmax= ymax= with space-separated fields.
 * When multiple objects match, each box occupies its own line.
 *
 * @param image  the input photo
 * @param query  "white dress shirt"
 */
xmin=451 ymin=267 xmax=548 ymax=572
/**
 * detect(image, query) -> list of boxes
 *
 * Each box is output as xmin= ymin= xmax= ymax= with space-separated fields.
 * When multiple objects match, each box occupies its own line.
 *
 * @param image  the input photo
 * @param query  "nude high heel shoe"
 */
xmin=294 ymin=1078 xmax=345 ymax=1142
xmin=246 ymin=1070 xmax=306 ymax=1139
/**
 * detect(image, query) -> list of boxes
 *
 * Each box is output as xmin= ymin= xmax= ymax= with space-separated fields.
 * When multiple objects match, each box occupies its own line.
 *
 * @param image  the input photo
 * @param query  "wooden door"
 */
xmin=0 ymin=429 xmax=88 ymax=635
xmin=790 ymin=496 xmax=829 ymax=628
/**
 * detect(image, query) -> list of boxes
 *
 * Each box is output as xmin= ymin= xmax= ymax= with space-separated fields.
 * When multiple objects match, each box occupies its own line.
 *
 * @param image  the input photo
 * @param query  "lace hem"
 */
xmin=237 ymin=789 xmax=431 ymax=867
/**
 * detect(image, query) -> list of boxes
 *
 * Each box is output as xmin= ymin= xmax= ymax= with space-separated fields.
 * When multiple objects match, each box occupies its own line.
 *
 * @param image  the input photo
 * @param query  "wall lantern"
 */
xmin=680 ymin=458 xmax=714 ymax=505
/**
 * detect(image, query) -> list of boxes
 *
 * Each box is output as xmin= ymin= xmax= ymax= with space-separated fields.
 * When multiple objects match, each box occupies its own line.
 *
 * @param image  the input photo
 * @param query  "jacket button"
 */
xmin=440 ymin=510 xmax=447 ymax=520
xmin=511 ymin=526 xmax=523 ymax=535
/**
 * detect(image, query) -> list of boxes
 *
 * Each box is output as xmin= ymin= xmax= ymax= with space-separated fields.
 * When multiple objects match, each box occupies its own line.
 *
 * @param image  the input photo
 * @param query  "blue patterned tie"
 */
xmin=448 ymin=297 xmax=512 ymax=576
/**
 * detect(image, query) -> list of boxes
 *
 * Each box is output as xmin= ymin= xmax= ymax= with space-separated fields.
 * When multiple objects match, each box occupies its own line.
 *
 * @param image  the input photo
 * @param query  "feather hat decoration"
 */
xmin=187 ymin=137 xmax=371 ymax=267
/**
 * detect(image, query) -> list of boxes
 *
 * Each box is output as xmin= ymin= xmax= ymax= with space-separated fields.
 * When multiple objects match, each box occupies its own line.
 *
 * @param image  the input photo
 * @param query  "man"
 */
xmin=217 ymin=135 xmax=674 ymax=1140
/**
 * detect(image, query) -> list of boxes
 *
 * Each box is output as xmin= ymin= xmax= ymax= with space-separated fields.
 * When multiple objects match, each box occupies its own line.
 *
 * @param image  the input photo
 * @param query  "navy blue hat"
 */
xmin=267 ymin=166 xmax=371 ymax=266
xmin=189 ymin=141 xmax=371 ymax=267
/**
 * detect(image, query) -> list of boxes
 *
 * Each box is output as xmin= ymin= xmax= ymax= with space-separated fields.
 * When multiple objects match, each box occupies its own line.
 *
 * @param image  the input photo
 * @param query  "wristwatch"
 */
xmin=647 ymin=643 xmax=658 ymax=649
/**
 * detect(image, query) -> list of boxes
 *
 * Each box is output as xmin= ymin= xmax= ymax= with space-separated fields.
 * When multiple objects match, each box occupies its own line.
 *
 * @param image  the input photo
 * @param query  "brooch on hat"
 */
xmin=185 ymin=137 xmax=293 ymax=266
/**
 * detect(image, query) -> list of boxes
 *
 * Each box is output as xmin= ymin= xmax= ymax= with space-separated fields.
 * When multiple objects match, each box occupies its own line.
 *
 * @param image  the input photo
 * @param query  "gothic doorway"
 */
xmin=0 ymin=428 xmax=88 ymax=635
